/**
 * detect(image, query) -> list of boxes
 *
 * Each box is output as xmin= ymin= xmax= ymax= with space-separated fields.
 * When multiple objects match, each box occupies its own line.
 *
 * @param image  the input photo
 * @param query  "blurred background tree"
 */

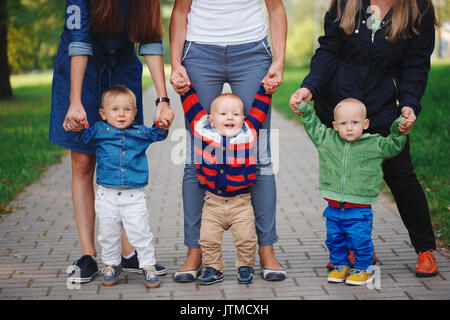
xmin=7 ymin=0 xmax=64 ymax=73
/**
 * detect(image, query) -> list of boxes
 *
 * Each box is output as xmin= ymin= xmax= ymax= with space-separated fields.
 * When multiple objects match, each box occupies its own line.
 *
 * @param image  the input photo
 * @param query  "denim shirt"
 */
xmin=67 ymin=121 xmax=168 ymax=188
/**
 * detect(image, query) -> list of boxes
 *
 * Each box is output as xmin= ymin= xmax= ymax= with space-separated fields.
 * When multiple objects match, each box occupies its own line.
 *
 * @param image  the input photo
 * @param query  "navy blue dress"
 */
xmin=49 ymin=0 xmax=163 ymax=154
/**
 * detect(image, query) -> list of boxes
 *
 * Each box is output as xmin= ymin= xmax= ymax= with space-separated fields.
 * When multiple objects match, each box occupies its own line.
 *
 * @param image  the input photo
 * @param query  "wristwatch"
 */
xmin=155 ymin=97 xmax=170 ymax=106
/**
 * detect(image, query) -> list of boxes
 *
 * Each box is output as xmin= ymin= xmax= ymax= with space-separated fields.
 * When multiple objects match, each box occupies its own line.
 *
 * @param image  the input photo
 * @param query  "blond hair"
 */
xmin=210 ymin=93 xmax=244 ymax=114
xmin=101 ymin=85 xmax=136 ymax=109
xmin=328 ymin=0 xmax=437 ymax=41
xmin=334 ymin=98 xmax=367 ymax=119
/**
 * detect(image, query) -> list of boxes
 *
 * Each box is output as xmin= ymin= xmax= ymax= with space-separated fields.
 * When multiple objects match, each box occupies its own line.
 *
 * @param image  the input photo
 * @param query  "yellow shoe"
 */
xmin=345 ymin=268 xmax=373 ymax=286
xmin=327 ymin=265 xmax=350 ymax=283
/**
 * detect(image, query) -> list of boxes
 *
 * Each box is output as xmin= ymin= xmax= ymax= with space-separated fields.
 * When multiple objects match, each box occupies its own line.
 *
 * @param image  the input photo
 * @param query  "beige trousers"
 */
xmin=199 ymin=191 xmax=257 ymax=270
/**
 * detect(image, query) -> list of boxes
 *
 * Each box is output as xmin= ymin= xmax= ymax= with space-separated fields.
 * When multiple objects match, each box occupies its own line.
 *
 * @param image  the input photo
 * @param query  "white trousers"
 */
xmin=95 ymin=185 xmax=156 ymax=267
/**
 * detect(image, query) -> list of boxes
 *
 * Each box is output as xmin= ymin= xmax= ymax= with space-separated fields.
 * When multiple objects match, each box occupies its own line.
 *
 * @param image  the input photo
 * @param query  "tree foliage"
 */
xmin=6 ymin=0 xmax=175 ymax=73
xmin=285 ymin=0 xmax=327 ymax=66
xmin=7 ymin=0 xmax=65 ymax=73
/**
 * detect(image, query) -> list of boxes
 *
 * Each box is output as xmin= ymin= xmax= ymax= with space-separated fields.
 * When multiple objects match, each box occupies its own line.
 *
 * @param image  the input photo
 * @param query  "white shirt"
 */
xmin=186 ymin=0 xmax=268 ymax=45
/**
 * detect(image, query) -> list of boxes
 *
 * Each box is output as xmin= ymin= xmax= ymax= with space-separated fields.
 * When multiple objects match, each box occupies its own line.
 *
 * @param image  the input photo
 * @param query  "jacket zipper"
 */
xmin=392 ymin=77 xmax=400 ymax=106
xmin=340 ymin=141 xmax=350 ymax=206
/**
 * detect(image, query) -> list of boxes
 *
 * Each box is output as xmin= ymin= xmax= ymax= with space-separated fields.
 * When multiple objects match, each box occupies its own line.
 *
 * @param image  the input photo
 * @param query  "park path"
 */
xmin=0 ymin=84 xmax=449 ymax=300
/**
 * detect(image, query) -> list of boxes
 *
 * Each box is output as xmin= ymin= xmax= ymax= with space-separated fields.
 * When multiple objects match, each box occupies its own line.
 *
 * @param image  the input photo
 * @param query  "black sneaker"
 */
xmin=67 ymin=255 xmax=99 ymax=283
xmin=121 ymin=251 xmax=167 ymax=276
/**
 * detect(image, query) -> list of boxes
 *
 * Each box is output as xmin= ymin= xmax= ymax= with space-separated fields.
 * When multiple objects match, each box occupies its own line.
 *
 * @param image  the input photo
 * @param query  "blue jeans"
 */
xmin=323 ymin=204 xmax=374 ymax=270
xmin=181 ymin=38 xmax=277 ymax=248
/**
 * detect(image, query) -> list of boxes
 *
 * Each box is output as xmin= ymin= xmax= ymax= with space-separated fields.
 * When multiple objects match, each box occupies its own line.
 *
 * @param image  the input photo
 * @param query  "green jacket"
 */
xmin=298 ymin=102 xmax=407 ymax=205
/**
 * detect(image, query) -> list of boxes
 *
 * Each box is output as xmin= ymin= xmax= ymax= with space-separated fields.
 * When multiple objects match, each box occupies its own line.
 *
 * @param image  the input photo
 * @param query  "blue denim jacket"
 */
xmin=67 ymin=121 xmax=168 ymax=188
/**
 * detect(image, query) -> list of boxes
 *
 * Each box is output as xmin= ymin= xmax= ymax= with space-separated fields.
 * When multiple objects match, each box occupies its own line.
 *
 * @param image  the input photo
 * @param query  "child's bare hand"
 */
xmin=398 ymin=107 xmax=416 ymax=134
xmin=63 ymin=103 xmax=87 ymax=132
xmin=170 ymin=65 xmax=191 ymax=96
xmin=155 ymin=102 xmax=174 ymax=129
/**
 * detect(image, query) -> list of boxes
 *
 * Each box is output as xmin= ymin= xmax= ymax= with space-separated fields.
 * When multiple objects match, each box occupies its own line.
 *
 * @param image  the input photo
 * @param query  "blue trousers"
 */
xmin=323 ymin=204 xmax=374 ymax=270
xmin=181 ymin=38 xmax=277 ymax=248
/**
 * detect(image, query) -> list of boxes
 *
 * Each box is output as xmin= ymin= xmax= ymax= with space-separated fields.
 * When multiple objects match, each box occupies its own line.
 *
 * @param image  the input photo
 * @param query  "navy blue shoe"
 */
xmin=121 ymin=251 xmax=167 ymax=275
xmin=173 ymin=263 xmax=202 ymax=283
xmin=261 ymin=263 xmax=286 ymax=281
xmin=143 ymin=265 xmax=161 ymax=288
xmin=237 ymin=266 xmax=255 ymax=284
xmin=197 ymin=267 xmax=224 ymax=285
xmin=67 ymin=255 xmax=99 ymax=284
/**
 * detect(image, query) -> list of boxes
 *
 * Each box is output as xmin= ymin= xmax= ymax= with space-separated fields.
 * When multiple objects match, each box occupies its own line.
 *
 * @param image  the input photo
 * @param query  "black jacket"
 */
xmin=301 ymin=0 xmax=435 ymax=128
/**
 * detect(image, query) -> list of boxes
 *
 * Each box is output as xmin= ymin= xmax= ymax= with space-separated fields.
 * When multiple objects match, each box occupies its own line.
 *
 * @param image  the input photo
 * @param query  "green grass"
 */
xmin=0 ymin=71 xmax=65 ymax=213
xmin=409 ymin=62 xmax=450 ymax=247
xmin=272 ymin=62 xmax=450 ymax=247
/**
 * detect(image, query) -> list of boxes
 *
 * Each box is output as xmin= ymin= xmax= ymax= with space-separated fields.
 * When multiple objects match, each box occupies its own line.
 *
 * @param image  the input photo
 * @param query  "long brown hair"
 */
xmin=90 ymin=0 xmax=163 ymax=43
xmin=328 ymin=0 xmax=437 ymax=41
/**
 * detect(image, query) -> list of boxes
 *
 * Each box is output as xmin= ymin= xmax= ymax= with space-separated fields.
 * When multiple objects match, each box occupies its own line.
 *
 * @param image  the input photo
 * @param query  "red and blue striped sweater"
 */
xmin=181 ymin=85 xmax=271 ymax=197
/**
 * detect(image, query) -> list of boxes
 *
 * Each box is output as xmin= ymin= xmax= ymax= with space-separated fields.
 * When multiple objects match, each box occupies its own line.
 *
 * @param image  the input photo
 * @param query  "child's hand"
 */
xmin=398 ymin=107 xmax=416 ymax=135
xmin=170 ymin=65 xmax=191 ymax=96
xmin=261 ymin=61 xmax=284 ymax=94
xmin=63 ymin=103 xmax=87 ymax=132
xmin=155 ymin=102 xmax=174 ymax=130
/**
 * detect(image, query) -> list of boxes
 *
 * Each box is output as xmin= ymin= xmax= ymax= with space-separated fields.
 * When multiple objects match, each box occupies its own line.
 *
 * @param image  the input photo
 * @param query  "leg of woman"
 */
xmin=178 ymin=42 xmax=227 ymax=271
xmin=227 ymin=39 xmax=282 ymax=271
xmin=368 ymin=125 xmax=437 ymax=276
xmin=71 ymin=150 xmax=97 ymax=257
xmin=368 ymin=125 xmax=436 ymax=253
xmin=382 ymin=140 xmax=436 ymax=253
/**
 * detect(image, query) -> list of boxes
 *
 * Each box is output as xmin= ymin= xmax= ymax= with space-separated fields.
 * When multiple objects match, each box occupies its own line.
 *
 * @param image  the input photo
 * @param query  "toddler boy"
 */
xmin=180 ymin=84 xmax=271 ymax=284
xmin=67 ymin=85 xmax=168 ymax=288
xmin=291 ymin=98 xmax=407 ymax=285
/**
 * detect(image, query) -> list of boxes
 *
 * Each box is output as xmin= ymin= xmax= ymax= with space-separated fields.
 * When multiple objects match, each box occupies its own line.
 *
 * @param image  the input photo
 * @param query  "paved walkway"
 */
xmin=0 ymin=85 xmax=449 ymax=301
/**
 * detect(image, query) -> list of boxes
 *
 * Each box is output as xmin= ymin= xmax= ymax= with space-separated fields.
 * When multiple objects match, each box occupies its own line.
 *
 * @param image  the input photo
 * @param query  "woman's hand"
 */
xmin=63 ymin=101 xmax=87 ymax=132
xmin=398 ymin=106 xmax=416 ymax=134
xmin=170 ymin=64 xmax=191 ymax=95
xmin=261 ymin=60 xmax=284 ymax=94
xmin=289 ymin=87 xmax=313 ymax=108
xmin=155 ymin=101 xmax=175 ymax=129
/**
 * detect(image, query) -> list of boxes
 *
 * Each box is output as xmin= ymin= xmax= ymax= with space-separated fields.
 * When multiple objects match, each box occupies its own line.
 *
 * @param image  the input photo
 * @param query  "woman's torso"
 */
xmin=314 ymin=0 xmax=431 ymax=128
xmin=186 ymin=0 xmax=267 ymax=45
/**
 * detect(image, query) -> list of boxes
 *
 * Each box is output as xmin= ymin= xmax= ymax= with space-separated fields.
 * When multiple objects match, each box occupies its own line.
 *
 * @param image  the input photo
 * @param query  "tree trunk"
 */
xmin=0 ymin=0 xmax=13 ymax=99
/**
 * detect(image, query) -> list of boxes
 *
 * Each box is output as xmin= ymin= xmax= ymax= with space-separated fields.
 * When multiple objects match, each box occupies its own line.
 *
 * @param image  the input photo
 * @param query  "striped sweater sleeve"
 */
xmin=246 ymin=85 xmax=271 ymax=131
xmin=180 ymin=85 xmax=207 ymax=132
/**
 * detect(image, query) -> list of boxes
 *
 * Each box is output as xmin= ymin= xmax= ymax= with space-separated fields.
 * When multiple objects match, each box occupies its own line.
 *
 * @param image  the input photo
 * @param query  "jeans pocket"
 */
xmin=181 ymin=41 xmax=193 ymax=63
xmin=260 ymin=39 xmax=273 ymax=58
